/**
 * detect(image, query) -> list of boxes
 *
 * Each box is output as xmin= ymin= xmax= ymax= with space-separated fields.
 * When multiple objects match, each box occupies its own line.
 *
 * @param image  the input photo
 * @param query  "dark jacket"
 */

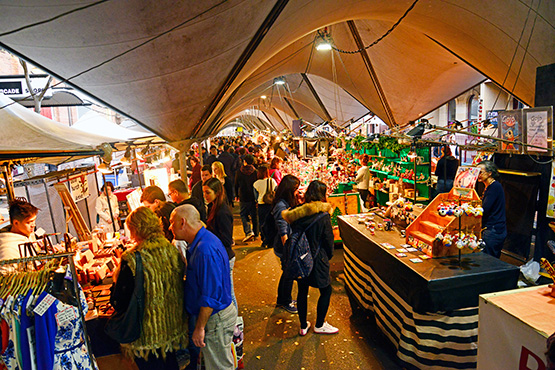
xmin=222 ymin=177 xmax=234 ymax=205
xmin=235 ymin=165 xmax=257 ymax=202
xmin=207 ymin=202 xmax=235 ymax=260
xmin=435 ymin=155 xmax=459 ymax=180
xmin=191 ymin=180 xmax=205 ymax=215
xmin=218 ymin=151 xmax=236 ymax=179
xmin=206 ymin=154 xmax=218 ymax=167
xmin=271 ymin=199 xmax=291 ymax=257
xmin=282 ymin=201 xmax=334 ymax=288
xmin=176 ymin=196 xmax=207 ymax=223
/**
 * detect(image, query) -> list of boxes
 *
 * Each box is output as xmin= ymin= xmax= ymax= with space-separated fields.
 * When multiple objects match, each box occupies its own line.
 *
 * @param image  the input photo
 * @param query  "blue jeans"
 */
xmin=482 ymin=227 xmax=507 ymax=258
xmin=436 ymin=179 xmax=454 ymax=194
xmin=240 ymin=201 xmax=258 ymax=237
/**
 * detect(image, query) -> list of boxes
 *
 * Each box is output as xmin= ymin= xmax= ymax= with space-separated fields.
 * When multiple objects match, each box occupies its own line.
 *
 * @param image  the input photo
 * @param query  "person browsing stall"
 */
xmin=140 ymin=185 xmax=176 ymax=241
xmin=110 ymin=207 xmax=188 ymax=369
xmin=0 ymin=200 xmax=38 ymax=270
xmin=477 ymin=160 xmax=507 ymax=258
xmin=168 ymin=179 xmax=207 ymax=223
xmin=170 ymin=205 xmax=237 ymax=370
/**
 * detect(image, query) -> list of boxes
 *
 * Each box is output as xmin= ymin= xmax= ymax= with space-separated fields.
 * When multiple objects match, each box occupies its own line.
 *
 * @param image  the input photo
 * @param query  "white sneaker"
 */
xmin=299 ymin=321 xmax=311 ymax=336
xmin=314 ymin=322 xmax=339 ymax=334
xmin=242 ymin=232 xmax=254 ymax=243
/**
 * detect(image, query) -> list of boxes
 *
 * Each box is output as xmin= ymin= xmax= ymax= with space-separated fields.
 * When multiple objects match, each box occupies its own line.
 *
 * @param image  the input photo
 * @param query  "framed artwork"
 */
xmin=524 ymin=106 xmax=553 ymax=154
xmin=498 ymin=110 xmax=522 ymax=153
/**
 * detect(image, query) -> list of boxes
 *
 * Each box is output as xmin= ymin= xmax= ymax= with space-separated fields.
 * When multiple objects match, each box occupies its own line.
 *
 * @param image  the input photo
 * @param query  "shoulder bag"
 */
xmin=262 ymin=178 xmax=275 ymax=205
xmin=105 ymin=252 xmax=145 ymax=343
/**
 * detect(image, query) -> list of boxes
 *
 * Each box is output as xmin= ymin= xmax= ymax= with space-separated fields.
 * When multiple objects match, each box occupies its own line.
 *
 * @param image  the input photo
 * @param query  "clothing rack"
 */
xmin=0 ymin=251 xmax=96 ymax=370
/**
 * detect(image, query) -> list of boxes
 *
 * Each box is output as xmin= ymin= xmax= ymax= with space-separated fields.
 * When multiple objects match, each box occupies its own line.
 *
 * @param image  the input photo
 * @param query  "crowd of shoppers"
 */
xmin=109 ymin=135 xmax=340 ymax=370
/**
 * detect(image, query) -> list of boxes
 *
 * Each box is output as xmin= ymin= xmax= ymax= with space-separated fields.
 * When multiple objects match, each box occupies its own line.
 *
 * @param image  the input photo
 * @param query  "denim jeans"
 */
xmin=482 ymin=227 xmax=507 ymax=258
xmin=229 ymin=257 xmax=237 ymax=309
xmin=240 ymin=201 xmax=258 ymax=237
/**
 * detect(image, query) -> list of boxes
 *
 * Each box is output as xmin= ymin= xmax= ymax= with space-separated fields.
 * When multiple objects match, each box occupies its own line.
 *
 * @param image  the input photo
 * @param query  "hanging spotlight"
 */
xmin=315 ymin=30 xmax=332 ymax=51
xmin=136 ymin=142 xmax=151 ymax=160
xmin=260 ymin=95 xmax=267 ymax=99
xmin=274 ymin=76 xmax=286 ymax=85
xmin=407 ymin=145 xmax=418 ymax=159
xmin=98 ymin=162 xmax=113 ymax=174
xmin=120 ymin=146 xmax=132 ymax=166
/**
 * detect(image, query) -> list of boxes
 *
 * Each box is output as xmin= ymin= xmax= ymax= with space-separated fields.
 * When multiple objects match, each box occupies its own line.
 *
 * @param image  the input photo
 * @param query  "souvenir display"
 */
xmin=406 ymin=187 xmax=482 ymax=257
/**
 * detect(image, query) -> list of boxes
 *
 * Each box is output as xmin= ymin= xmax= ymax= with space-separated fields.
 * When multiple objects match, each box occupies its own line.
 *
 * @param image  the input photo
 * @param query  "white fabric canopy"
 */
xmin=0 ymin=0 xmax=553 ymax=141
xmin=0 ymin=94 xmax=115 ymax=162
xmin=72 ymin=111 xmax=153 ymax=141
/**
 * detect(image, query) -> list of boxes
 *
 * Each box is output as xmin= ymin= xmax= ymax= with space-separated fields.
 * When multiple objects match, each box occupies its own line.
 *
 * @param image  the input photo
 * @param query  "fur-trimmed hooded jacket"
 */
xmin=282 ymin=201 xmax=334 ymax=288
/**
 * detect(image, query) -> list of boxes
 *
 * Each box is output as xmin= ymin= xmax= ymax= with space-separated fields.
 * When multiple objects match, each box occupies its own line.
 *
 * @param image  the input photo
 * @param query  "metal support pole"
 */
xmin=2 ymin=165 xmax=15 ymax=202
xmin=43 ymin=179 xmax=60 ymax=243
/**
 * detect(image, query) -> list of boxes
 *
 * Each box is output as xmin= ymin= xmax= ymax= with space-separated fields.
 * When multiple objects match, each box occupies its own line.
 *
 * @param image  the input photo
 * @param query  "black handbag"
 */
xmin=105 ymin=252 xmax=145 ymax=343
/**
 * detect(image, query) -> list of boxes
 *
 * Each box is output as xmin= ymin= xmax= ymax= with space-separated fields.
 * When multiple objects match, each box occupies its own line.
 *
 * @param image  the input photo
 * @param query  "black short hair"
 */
xmin=9 ymin=199 xmax=39 ymax=223
xmin=201 ymin=164 xmax=212 ymax=173
xmin=244 ymin=154 xmax=255 ymax=165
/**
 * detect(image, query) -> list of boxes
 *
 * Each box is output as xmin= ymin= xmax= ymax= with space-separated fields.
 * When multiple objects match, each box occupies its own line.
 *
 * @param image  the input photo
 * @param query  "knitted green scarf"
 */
xmin=120 ymin=235 xmax=188 ymax=360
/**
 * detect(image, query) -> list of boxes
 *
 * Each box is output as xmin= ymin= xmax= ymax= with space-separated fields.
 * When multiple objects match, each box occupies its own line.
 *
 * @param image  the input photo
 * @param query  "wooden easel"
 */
xmin=53 ymin=183 xmax=91 ymax=241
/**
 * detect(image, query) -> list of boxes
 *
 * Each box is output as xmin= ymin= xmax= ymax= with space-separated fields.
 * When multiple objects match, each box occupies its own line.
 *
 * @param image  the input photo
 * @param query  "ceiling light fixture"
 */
xmin=260 ymin=95 xmax=267 ymax=99
xmin=316 ymin=28 xmax=332 ymax=51
xmin=274 ymin=76 xmax=286 ymax=85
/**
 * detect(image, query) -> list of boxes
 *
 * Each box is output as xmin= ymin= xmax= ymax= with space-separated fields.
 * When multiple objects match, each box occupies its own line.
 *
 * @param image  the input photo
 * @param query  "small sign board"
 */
xmin=69 ymin=175 xmax=89 ymax=202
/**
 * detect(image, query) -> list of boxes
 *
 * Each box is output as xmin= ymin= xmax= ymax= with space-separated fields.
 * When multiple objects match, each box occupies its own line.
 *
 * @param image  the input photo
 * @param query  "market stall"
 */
xmin=338 ymin=213 xmax=520 ymax=370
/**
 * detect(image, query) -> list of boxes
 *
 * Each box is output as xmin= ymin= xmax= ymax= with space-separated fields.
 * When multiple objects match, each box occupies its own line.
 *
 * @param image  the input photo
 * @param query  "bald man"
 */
xmin=170 ymin=205 xmax=237 ymax=370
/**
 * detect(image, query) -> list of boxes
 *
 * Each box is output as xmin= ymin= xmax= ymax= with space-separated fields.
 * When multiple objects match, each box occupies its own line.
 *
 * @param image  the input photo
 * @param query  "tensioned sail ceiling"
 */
xmin=0 ymin=0 xmax=553 ymax=144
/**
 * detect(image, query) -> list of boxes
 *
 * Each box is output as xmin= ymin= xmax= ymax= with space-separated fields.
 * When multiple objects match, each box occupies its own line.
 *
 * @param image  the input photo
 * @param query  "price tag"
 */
xmin=395 ymin=253 xmax=407 ymax=258
xmin=406 ymin=247 xmax=418 ymax=252
xmin=396 ymin=248 xmax=408 ymax=253
xmin=410 ymin=258 xmax=423 ymax=263
xmin=381 ymin=243 xmax=395 ymax=249
xmin=33 ymin=294 xmax=56 ymax=316
xmin=55 ymin=306 xmax=78 ymax=326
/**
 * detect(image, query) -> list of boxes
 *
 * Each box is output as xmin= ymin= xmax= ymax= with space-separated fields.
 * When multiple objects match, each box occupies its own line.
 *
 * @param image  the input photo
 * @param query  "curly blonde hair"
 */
xmin=125 ymin=206 xmax=164 ymax=242
xmin=212 ymin=161 xmax=226 ymax=178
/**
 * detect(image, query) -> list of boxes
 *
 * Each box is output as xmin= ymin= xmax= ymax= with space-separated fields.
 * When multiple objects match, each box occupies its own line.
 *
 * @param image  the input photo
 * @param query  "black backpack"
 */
xmin=262 ymin=205 xmax=278 ymax=245
xmin=283 ymin=213 xmax=327 ymax=280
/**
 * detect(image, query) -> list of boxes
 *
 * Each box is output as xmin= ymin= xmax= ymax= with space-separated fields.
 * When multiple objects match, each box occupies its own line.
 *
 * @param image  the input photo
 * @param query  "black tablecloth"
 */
xmin=338 ymin=215 xmax=520 ymax=313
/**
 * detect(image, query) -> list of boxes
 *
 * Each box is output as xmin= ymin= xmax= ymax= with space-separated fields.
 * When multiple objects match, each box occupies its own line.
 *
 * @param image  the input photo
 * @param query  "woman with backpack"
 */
xmin=253 ymin=165 xmax=277 ymax=248
xmin=282 ymin=180 xmax=337 ymax=336
xmin=270 ymin=175 xmax=301 ymax=314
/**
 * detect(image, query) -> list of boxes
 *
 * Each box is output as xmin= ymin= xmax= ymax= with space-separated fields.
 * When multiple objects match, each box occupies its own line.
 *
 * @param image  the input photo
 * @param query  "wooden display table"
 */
xmin=338 ymin=214 xmax=520 ymax=370
xmin=477 ymin=285 xmax=555 ymax=370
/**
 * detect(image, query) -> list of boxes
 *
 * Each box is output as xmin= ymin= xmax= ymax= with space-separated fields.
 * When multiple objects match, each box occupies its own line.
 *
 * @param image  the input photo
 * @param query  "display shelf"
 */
xmin=388 ymin=175 xmax=399 ymax=180
xmin=391 ymin=160 xmax=430 ymax=166
xmin=402 ymin=179 xmax=428 ymax=184
xmin=369 ymin=169 xmax=390 ymax=175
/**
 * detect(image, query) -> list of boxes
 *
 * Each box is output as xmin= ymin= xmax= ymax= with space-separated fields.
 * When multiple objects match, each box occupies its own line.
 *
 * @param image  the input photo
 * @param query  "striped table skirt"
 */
xmin=344 ymin=245 xmax=479 ymax=370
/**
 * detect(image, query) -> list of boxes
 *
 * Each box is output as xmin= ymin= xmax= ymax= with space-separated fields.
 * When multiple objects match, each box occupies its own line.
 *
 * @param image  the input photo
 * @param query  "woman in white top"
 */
xmin=355 ymin=154 xmax=370 ymax=207
xmin=253 ymin=165 xmax=277 ymax=248
xmin=95 ymin=181 xmax=120 ymax=232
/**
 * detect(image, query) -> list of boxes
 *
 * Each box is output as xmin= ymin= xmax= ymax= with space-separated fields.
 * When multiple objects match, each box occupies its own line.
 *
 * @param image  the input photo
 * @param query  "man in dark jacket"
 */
xmin=218 ymin=145 xmax=238 ymax=199
xmin=205 ymin=146 xmax=218 ymax=167
xmin=168 ymin=179 xmax=207 ymax=223
xmin=235 ymin=154 xmax=258 ymax=242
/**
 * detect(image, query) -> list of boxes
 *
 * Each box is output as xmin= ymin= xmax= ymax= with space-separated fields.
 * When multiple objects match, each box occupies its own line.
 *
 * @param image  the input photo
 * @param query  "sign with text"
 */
xmin=69 ymin=175 xmax=89 ymax=202
xmin=0 ymin=75 xmax=52 ymax=99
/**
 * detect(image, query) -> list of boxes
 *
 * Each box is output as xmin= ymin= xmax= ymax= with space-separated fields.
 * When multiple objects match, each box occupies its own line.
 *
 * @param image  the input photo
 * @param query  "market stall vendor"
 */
xmin=96 ymin=181 xmax=120 ymax=231
xmin=0 ymin=199 xmax=38 ymax=271
xmin=477 ymin=160 xmax=507 ymax=258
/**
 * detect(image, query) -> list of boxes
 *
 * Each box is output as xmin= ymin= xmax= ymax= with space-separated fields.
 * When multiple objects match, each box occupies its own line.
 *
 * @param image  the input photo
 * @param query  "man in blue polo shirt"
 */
xmin=170 ymin=204 xmax=237 ymax=370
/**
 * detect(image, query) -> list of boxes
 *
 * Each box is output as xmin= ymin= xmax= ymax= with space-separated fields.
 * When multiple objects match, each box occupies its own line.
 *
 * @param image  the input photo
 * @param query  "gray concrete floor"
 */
xmin=232 ymin=208 xmax=405 ymax=370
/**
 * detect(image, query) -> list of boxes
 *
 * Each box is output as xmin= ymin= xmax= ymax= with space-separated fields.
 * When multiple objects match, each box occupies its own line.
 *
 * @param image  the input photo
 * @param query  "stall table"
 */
xmin=477 ymin=285 xmax=555 ymax=370
xmin=338 ymin=214 xmax=520 ymax=370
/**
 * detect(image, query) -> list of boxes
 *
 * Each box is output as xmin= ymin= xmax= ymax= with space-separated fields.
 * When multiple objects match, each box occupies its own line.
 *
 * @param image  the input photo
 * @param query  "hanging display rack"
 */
xmin=0 ymin=251 xmax=96 ymax=370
